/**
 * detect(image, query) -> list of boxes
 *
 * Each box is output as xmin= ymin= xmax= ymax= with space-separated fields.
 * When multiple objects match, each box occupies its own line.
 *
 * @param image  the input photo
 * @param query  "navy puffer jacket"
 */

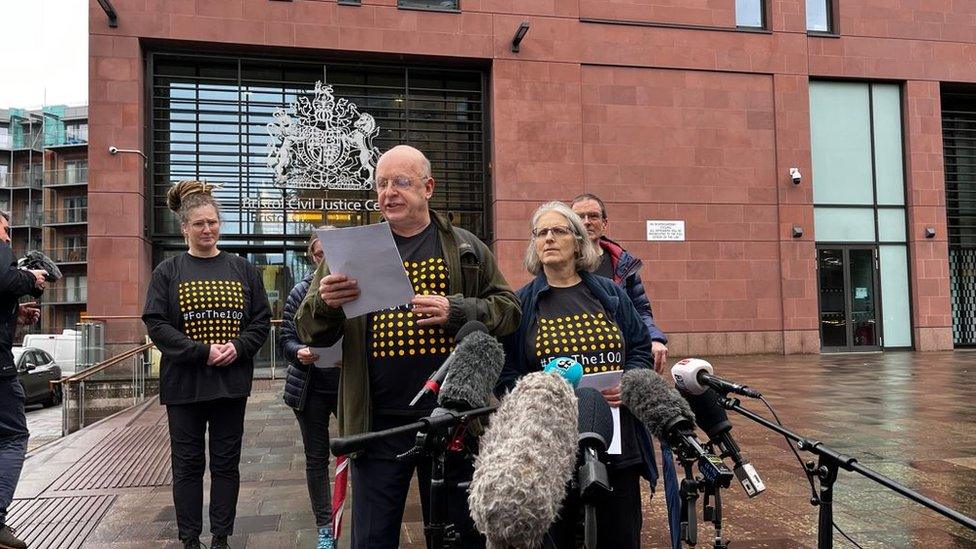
xmin=281 ymin=273 xmax=339 ymax=411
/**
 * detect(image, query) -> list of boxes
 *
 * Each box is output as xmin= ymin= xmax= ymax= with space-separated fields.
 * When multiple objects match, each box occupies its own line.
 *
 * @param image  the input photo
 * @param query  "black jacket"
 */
xmin=281 ymin=272 xmax=338 ymax=411
xmin=0 ymin=243 xmax=41 ymax=377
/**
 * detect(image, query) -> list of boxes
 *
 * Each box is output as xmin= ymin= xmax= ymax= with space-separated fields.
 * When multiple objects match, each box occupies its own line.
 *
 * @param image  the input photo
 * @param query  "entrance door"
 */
xmin=817 ymin=247 xmax=882 ymax=352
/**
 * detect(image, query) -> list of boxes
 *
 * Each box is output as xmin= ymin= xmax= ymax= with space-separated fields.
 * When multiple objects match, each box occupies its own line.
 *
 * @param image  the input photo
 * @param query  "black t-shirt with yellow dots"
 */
xmin=530 ymin=282 xmax=642 ymax=469
xmin=368 ymin=222 xmax=452 ymax=415
xmin=143 ymin=252 xmax=271 ymax=405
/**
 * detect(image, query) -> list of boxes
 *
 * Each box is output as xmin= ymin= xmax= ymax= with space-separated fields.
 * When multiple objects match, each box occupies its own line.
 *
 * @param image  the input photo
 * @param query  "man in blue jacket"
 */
xmin=571 ymin=193 xmax=681 ymax=549
xmin=0 ymin=211 xmax=47 ymax=549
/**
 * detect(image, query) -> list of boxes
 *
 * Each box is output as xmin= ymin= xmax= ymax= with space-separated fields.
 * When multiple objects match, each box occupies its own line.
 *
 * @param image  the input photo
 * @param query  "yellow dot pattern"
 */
xmin=178 ymin=279 xmax=245 ymax=345
xmin=370 ymin=257 xmax=450 ymax=359
xmin=537 ymin=312 xmax=623 ymax=374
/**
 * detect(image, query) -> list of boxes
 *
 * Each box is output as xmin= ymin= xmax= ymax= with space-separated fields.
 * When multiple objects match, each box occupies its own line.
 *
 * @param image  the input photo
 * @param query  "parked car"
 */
xmin=12 ymin=347 xmax=62 ymax=407
xmin=23 ymin=330 xmax=80 ymax=375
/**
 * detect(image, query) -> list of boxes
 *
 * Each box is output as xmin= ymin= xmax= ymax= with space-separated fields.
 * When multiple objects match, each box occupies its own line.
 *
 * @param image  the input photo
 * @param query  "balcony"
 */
xmin=44 ymin=168 xmax=88 ymax=187
xmin=0 ymin=135 xmax=10 ymax=150
xmin=44 ymin=207 xmax=87 ymax=225
xmin=3 ymin=172 xmax=44 ymax=190
xmin=46 ymin=247 xmax=87 ymax=264
xmin=43 ymin=285 xmax=87 ymax=304
xmin=11 ymin=211 xmax=43 ymax=227
xmin=13 ymin=133 xmax=43 ymax=151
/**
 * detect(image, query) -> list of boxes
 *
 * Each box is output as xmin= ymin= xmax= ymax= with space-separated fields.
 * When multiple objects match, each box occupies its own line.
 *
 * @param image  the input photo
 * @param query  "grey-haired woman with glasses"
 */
xmin=496 ymin=201 xmax=656 ymax=549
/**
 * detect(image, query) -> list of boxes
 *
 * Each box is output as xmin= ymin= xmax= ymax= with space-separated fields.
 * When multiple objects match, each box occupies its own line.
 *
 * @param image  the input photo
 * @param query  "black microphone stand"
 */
xmin=700 ymin=462 xmax=729 ymax=549
xmin=400 ymin=407 xmax=498 ymax=549
xmin=678 ymin=457 xmax=701 ymax=547
xmin=330 ymin=405 xmax=497 ymax=549
xmin=717 ymin=395 xmax=976 ymax=548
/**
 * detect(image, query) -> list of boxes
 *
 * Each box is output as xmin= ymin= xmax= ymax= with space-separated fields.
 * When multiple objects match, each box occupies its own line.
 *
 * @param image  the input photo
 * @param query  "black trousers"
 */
xmin=548 ymin=464 xmax=644 ymax=549
xmin=166 ymin=397 xmax=247 ymax=541
xmin=0 ymin=376 xmax=27 ymax=528
xmin=349 ymin=414 xmax=484 ymax=549
xmin=294 ymin=387 xmax=338 ymax=528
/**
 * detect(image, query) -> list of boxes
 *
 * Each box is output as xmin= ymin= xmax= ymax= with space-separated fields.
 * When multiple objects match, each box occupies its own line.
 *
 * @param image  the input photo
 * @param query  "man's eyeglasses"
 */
xmin=375 ymin=174 xmax=427 ymax=191
xmin=532 ymin=226 xmax=575 ymax=239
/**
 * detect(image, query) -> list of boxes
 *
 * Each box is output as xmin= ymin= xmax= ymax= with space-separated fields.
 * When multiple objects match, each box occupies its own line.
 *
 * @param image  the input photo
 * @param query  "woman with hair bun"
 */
xmin=142 ymin=181 xmax=271 ymax=549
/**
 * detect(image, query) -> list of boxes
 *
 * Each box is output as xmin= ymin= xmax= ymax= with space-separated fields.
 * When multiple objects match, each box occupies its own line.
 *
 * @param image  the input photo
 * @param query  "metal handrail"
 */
xmin=59 ymin=343 xmax=154 ymax=384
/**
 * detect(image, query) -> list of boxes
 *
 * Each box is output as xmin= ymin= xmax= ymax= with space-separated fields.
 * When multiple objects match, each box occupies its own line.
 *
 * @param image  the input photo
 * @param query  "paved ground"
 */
xmin=25 ymin=403 xmax=62 ymax=452
xmin=10 ymin=352 xmax=976 ymax=548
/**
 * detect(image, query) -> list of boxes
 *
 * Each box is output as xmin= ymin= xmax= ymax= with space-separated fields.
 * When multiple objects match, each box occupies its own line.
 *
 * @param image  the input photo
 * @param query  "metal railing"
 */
xmin=4 ymin=172 xmax=43 ymax=189
xmin=46 ymin=247 xmax=87 ymax=263
xmin=44 ymin=167 xmax=88 ymax=186
xmin=58 ymin=343 xmax=156 ymax=435
xmin=11 ymin=210 xmax=43 ymax=226
xmin=44 ymin=207 xmax=87 ymax=224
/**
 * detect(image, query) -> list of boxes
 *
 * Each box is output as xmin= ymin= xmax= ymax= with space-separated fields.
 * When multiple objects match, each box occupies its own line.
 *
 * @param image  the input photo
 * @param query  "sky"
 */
xmin=0 ymin=0 xmax=88 ymax=109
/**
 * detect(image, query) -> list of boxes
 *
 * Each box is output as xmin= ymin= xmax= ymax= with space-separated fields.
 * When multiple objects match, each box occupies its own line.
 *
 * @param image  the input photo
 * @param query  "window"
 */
xmin=64 ymin=122 xmax=88 ymax=144
xmin=735 ymin=0 xmax=765 ymax=28
xmin=64 ymin=160 xmax=87 ymax=184
xmin=64 ymin=196 xmax=87 ymax=223
xmin=398 ymin=0 xmax=458 ymax=10
xmin=806 ymin=0 xmax=832 ymax=32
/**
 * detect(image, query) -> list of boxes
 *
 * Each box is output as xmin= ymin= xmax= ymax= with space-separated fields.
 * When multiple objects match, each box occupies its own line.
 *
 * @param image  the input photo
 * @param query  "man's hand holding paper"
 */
xmin=316 ymin=223 xmax=416 ymax=319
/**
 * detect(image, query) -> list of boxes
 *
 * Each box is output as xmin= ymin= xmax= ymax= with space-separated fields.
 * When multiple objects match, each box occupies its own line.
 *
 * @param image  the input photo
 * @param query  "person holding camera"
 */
xmin=0 ymin=211 xmax=47 ymax=549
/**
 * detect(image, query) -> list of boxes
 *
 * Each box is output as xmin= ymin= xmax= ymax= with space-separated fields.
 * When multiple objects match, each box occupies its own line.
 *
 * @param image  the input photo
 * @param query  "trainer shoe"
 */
xmin=317 ymin=527 xmax=336 ymax=549
xmin=0 ymin=525 xmax=26 ymax=549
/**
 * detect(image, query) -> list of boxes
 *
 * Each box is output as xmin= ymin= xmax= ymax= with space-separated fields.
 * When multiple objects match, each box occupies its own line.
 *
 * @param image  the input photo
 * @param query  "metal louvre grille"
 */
xmin=6 ymin=495 xmax=115 ymax=549
xmin=943 ymin=91 xmax=976 ymax=345
xmin=150 ymin=53 xmax=489 ymax=245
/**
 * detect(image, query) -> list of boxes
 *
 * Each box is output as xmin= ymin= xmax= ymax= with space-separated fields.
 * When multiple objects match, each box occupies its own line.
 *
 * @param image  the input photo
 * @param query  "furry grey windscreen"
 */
xmin=575 ymin=387 xmax=613 ymax=449
xmin=438 ymin=331 xmax=505 ymax=410
xmin=468 ymin=372 xmax=579 ymax=549
xmin=19 ymin=250 xmax=63 ymax=282
xmin=620 ymin=369 xmax=695 ymax=441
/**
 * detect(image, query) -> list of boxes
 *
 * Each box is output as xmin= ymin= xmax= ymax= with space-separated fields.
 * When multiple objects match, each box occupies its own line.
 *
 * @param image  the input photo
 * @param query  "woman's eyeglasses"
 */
xmin=532 ymin=226 xmax=574 ymax=239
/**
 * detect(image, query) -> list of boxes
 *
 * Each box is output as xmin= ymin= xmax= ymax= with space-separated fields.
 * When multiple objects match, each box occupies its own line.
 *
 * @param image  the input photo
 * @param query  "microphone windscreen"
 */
xmin=681 ymin=388 xmax=732 ymax=439
xmin=438 ymin=331 xmax=505 ymax=410
xmin=469 ymin=372 xmax=578 ymax=548
xmin=575 ymin=387 xmax=613 ymax=452
xmin=620 ymin=369 xmax=694 ymax=442
xmin=455 ymin=320 xmax=489 ymax=342
xmin=543 ymin=356 xmax=583 ymax=388
xmin=19 ymin=250 xmax=62 ymax=282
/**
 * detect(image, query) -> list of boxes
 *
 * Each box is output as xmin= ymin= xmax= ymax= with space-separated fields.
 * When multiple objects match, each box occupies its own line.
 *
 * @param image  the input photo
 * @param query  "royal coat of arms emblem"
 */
xmin=267 ymin=82 xmax=380 ymax=190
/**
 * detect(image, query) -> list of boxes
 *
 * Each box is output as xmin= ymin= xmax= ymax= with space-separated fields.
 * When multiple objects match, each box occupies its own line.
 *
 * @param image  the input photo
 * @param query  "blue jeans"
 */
xmin=0 ymin=375 xmax=28 ymax=527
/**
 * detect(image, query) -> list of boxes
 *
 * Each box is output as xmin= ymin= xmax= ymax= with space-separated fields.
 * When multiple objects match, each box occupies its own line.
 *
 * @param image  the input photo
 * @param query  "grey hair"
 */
xmin=0 ymin=211 xmax=9 ymax=223
xmin=306 ymin=225 xmax=335 ymax=258
xmin=524 ymin=201 xmax=600 ymax=275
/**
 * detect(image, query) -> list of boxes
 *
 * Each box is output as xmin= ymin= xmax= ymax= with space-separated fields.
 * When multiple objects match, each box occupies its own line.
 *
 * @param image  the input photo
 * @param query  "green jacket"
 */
xmin=295 ymin=211 xmax=521 ymax=437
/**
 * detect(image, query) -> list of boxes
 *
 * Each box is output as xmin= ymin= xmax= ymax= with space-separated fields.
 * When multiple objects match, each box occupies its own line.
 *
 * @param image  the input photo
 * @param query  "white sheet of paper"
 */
xmin=608 ymin=407 xmax=622 ymax=455
xmin=311 ymin=339 xmax=342 ymax=369
xmin=316 ymin=223 xmax=415 ymax=319
xmin=577 ymin=370 xmax=622 ymax=391
xmin=578 ymin=370 xmax=623 ymax=454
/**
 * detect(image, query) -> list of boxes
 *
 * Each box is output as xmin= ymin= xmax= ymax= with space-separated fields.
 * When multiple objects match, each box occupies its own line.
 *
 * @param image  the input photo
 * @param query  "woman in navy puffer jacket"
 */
xmin=281 ymin=231 xmax=340 ymax=549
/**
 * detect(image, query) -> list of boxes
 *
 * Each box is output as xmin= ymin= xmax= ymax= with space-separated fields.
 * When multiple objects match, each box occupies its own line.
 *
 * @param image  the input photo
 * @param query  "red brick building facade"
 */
xmin=88 ymin=0 xmax=968 ymax=354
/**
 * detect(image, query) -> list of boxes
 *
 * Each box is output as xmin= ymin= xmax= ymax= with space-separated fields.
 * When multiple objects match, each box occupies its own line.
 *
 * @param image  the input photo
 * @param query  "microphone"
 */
xmin=575 ymin=387 xmax=612 ymax=500
xmin=409 ymin=321 xmax=490 ymax=407
xmin=468 ymin=372 xmax=579 ymax=548
xmin=681 ymin=389 xmax=766 ymax=498
xmin=672 ymin=358 xmax=762 ymax=399
xmin=437 ymin=329 xmax=505 ymax=411
xmin=620 ymin=369 xmax=733 ymax=488
xmin=543 ymin=356 xmax=584 ymax=388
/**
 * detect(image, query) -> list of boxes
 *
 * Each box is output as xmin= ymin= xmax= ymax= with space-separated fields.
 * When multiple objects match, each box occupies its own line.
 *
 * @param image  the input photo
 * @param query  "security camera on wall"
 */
xmin=789 ymin=167 xmax=801 ymax=185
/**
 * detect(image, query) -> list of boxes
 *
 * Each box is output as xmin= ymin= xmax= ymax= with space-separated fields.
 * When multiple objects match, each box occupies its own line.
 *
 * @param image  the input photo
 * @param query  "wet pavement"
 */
xmin=25 ymin=403 xmax=62 ymax=452
xmin=9 ymin=352 xmax=976 ymax=548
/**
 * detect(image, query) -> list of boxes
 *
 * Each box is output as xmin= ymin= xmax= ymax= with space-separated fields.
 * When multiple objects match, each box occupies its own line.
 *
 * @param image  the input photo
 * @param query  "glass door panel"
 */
xmin=818 ymin=246 xmax=882 ymax=351
xmin=849 ymin=249 xmax=878 ymax=347
xmin=818 ymin=249 xmax=847 ymax=348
